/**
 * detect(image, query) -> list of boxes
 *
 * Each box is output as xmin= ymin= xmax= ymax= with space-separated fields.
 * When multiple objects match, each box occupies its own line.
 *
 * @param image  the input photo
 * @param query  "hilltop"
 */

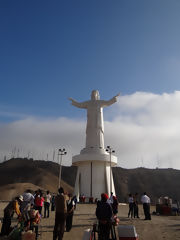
xmin=0 ymin=158 xmax=180 ymax=202
xmin=0 ymin=158 xmax=77 ymax=200
xmin=113 ymin=167 xmax=180 ymax=203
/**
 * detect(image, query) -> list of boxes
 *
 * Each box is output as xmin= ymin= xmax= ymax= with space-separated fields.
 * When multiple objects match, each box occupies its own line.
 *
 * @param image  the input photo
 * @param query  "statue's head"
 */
xmin=91 ymin=90 xmax=100 ymax=100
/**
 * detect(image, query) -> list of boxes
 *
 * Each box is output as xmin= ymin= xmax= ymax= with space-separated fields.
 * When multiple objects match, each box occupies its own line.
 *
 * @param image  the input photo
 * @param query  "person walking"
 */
xmin=141 ymin=192 xmax=151 ymax=220
xmin=44 ymin=190 xmax=51 ymax=218
xmin=53 ymin=187 xmax=67 ymax=240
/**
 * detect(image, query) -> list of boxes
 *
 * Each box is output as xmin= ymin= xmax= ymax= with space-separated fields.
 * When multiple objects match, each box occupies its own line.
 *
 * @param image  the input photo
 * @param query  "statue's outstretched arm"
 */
xmin=101 ymin=93 xmax=120 ymax=107
xmin=68 ymin=97 xmax=87 ymax=109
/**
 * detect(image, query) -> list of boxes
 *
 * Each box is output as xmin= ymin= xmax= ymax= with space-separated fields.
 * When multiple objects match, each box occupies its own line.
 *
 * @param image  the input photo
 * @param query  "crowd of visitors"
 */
xmin=0 ymin=188 xmax=152 ymax=240
xmin=127 ymin=192 xmax=151 ymax=220
xmin=0 ymin=188 xmax=76 ymax=240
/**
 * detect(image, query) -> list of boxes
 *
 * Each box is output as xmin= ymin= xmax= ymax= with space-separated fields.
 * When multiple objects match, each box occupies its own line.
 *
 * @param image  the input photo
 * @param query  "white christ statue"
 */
xmin=69 ymin=90 xmax=120 ymax=151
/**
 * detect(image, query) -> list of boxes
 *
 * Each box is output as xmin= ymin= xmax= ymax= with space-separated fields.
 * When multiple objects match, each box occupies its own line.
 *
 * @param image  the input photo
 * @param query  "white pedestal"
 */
xmin=72 ymin=148 xmax=117 ymax=200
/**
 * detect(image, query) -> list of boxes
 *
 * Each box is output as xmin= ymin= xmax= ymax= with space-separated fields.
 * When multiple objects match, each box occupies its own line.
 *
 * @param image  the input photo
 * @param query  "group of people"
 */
xmin=128 ymin=193 xmax=139 ymax=218
xmin=0 ymin=188 xmax=74 ymax=239
xmin=128 ymin=192 xmax=151 ymax=220
xmin=0 ymin=189 xmax=53 ymax=238
xmin=0 ymin=188 xmax=152 ymax=240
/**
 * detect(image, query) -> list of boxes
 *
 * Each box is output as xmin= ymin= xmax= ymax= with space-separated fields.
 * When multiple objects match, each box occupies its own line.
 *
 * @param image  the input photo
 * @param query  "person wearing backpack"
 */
xmin=96 ymin=193 xmax=113 ymax=240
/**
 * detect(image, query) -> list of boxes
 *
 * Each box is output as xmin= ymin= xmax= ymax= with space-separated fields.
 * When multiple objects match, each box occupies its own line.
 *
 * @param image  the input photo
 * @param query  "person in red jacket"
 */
xmin=34 ymin=190 xmax=44 ymax=215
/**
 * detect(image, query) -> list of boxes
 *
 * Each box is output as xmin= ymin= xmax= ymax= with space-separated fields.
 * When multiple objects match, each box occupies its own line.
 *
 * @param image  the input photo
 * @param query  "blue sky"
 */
xmin=1 ymin=0 xmax=180 ymax=169
xmin=1 ymin=0 xmax=180 ymax=120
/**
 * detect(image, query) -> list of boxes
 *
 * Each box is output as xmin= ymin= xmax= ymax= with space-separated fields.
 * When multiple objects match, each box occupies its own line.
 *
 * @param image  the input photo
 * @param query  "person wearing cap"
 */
xmin=0 ymin=195 xmax=23 ymax=236
xmin=21 ymin=189 xmax=34 ymax=213
xmin=96 ymin=193 xmax=113 ymax=240
xmin=53 ymin=187 xmax=67 ymax=240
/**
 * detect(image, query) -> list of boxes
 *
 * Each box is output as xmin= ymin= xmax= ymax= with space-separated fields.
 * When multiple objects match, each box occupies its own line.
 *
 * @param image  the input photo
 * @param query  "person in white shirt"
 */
xmin=128 ymin=194 xmax=134 ymax=218
xmin=21 ymin=190 xmax=34 ymax=213
xmin=44 ymin=190 xmax=51 ymax=218
xmin=108 ymin=192 xmax=114 ymax=204
xmin=141 ymin=192 xmax=151 ymax=220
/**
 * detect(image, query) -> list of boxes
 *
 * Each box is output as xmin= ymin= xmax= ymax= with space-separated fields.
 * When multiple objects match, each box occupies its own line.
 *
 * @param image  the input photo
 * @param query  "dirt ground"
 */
xmin=0 ymin=202 xmax=180 ymax=240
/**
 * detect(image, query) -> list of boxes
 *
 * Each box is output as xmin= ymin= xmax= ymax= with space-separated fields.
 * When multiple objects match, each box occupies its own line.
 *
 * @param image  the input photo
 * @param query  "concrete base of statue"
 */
xmin=72 ymin=147 xmax=117 ymax=200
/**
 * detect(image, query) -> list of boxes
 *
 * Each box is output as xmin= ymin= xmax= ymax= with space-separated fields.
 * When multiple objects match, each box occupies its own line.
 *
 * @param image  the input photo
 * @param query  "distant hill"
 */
xmin=0 ymin=158 xmax=77 ymax=200
xmin=113 ymin=167 xmax=180 ymax=203
xmin=0 ymin=158 xmax=180 ymax=203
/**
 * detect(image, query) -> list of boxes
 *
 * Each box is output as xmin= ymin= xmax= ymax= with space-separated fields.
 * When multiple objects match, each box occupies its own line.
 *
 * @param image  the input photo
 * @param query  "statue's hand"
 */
xmin=115 ymin=93 xmax=120 ymax=97
xmin=68 ymin=97 xmax=74 ymax=101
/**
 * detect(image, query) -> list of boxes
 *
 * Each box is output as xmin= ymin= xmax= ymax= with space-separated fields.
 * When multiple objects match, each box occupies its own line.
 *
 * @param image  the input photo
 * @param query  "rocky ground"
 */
xmin=0 ymin=202 xmax=180 ymax=240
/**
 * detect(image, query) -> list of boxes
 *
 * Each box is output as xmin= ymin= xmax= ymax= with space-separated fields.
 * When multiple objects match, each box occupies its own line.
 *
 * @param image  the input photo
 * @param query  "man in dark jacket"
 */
xmin=53 ymin=187 xmax=67 ymax=240
xmin=96 ymin=193 xmax=113 ymax=240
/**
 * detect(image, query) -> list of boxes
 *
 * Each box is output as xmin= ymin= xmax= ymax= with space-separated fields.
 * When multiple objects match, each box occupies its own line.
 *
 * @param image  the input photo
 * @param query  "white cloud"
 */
xmin=1 ymin=91 xmax=180 ymax=169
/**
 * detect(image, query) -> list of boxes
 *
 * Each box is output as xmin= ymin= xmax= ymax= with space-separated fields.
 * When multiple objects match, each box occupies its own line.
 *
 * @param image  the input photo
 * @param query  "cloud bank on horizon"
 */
xmin=1 ymin=91 xmax=180 ymax=169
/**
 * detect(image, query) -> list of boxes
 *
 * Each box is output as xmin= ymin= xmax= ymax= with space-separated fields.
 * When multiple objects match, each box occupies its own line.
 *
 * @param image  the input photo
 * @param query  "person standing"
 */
xmin=53 ymin=187 xmax=67 ymax=240
xmin=133 ymin=193 xmax=139 ymax=218
xmin=34 ymin=191 xmax=44 ymax=215
xmin=51 ymin=195 xmax=55 ymax=211
xmin=128 ymin=194 xmax=134 ymax=218
xmin=112 ymin=196 xmax=118 ymax=215
xmin=44 ymin=190 xmax=51 ymax=218
xmin=72 ymin=195 xmax=77 ymax=210
xmin=141 ymin=192 xmax=151 ymax=220
xmin=109 ymin=192 xmax=114 ymax=204
xmin=21 ymin=189 xmax=34 ymax=213
xmin=96 ymin=193 xmax=113 ymax=240
xmin=0 ymin=195 xmax=23 ymax=236
xmin=66 ymin=194 xmax=75 ymax=232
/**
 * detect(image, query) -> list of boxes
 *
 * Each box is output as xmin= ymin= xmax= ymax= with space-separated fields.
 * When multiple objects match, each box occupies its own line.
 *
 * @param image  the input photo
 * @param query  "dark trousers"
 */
xmin=35 ymin=206 xmax=42 ymax=215
xmin=1 ymin=212 xmax=11 ymax=236
xmin=66 ymin=214 xmax=73 ymax=232
xmin=44 ymin=202 xmax=50 ymax=218
xmin=98 ymin=221 xmax=111 ymax=240
xmin=134 ymin=203 xmax=139 ymax=218
xmin=128 ymin=203 xmax=134 ymax=218
xmin=51 ymin=203 xmax=55 ymax=211
xmin=53 ymin=212 xmax=66 ymax=240
xmin=30 ymin=223 xmax=39 ymax=240
xmin=143 ymin=203 xmax=151 ymax=220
